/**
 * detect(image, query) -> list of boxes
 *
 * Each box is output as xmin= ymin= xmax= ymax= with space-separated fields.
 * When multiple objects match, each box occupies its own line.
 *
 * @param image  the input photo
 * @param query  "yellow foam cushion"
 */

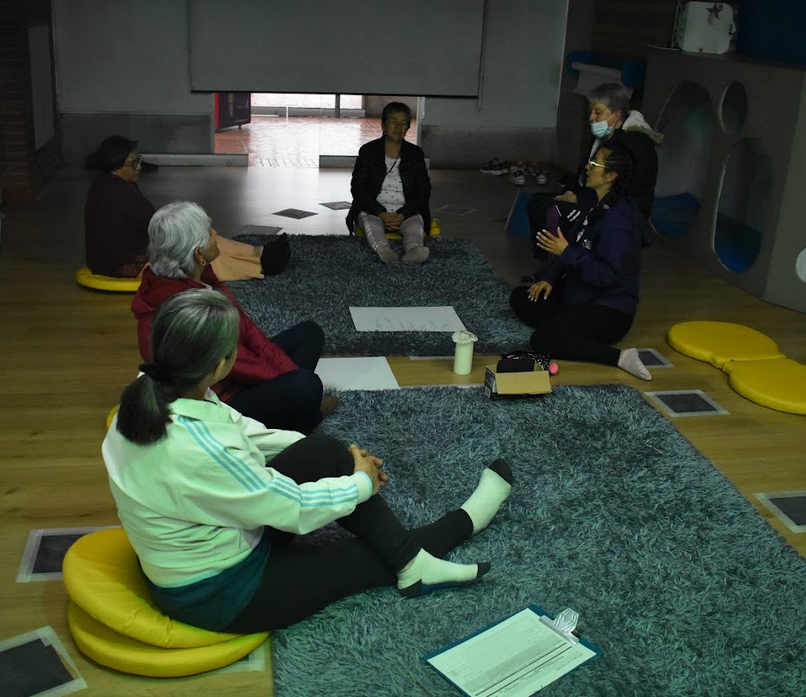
xmin=68 ymin=601 xmax=268 ymax=678
xmin=63 ymin=528 xmax=245 ymax=648
xmin=355 ymin=218 xmax=441 ymax=239
xmin=667 ymin=321 xmax=784 ymax=369
xmin=106 ymin=406 xmax=119 ymax=430
xmin=75 ymin=266 xmax=141 ymax=292
xmin=723 ymin=357 xmax=806 ymax=415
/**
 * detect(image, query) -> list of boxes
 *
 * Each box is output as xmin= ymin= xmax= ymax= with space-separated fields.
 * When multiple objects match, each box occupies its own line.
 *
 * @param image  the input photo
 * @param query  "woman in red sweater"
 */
xmin=132 ymin=201 xmax=335 ymax=432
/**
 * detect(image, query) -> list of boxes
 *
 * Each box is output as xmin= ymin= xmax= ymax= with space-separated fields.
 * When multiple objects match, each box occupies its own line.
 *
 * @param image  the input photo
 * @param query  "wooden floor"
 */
xmin=1 ymin=164 xmax=805 ymax=696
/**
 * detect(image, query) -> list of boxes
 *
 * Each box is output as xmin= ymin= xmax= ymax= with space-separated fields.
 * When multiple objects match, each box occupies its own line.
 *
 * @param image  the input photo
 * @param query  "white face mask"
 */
xmin=590 ymin=115 xmax=615 ymax=139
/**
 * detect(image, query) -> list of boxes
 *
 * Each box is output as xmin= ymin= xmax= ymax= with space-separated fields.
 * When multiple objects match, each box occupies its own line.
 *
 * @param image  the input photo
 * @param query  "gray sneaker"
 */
xmin=509 ymin=167 xmax=526 ymax=186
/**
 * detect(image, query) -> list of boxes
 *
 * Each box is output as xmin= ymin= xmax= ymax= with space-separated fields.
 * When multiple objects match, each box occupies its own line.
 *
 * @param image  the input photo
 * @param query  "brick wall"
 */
xmin=0 ymin=0 xmax=62 ymax=203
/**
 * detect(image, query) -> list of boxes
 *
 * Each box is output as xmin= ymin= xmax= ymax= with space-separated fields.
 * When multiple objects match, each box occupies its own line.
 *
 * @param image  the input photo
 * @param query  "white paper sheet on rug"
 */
xmin=350 ymin=306 xmax=466 ymax=332
xmin=426 ymin=607 xmax=597 ymax=697
xmin=315 ymin=357 xmax=400 ymax=391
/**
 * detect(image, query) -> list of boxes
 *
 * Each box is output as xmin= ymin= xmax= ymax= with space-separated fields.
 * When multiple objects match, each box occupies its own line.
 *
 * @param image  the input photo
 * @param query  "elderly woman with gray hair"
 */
xmin=106 ymin=288 xmax=510 ymax=632
xmin=132 ymin=201 xmax=335 ymax=433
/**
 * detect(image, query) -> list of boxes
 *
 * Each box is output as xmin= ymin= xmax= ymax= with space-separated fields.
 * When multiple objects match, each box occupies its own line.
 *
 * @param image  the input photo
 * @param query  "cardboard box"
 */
xmin=673 ymin=2 xmax=737 ymax=55
xmin=484 ymin=363 xmax=552 ymax=400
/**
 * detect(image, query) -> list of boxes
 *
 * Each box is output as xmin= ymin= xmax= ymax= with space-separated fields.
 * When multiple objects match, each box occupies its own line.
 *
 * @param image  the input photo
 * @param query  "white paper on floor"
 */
xmin=316 ymin=357 xmax=400 ymax=391
xmin=350 ymin=306 xmax=466 ymax=332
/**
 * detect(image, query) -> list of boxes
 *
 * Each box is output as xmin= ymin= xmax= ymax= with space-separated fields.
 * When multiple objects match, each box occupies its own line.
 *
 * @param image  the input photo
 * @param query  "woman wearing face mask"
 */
xmin=523 ymin=84 xmax=661 ymax=275
xmin=509 ymin=144 xmax=652 ymax=382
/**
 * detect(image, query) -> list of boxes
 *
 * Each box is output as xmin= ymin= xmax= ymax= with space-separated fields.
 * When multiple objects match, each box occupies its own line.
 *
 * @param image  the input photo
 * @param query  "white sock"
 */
xmin=618 ymin=348 xmax=652 ymax=381
xmin=397 ymin=549 xmax=488 ymax=597
xmin=460 ymin=459 xmax=513 ymax=534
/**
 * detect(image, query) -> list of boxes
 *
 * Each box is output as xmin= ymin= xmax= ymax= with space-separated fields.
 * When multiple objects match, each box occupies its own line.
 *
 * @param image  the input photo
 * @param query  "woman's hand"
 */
xmin=379 ymin=211 xmax=404 ymax=231
xmin=528 ymin=280 xmax=554 ymax=301
xmin=554 ymin=191 xmax=577 ymax=203
xmin=349 ymin=444 xmax=388 ymax=495
xmin=536 ymin=227 xmax=568 ymax=257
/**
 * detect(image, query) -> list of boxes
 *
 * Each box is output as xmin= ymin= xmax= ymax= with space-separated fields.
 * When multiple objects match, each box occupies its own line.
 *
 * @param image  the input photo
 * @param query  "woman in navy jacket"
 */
xmin=509 ymin=144 xmax=653 ymax=381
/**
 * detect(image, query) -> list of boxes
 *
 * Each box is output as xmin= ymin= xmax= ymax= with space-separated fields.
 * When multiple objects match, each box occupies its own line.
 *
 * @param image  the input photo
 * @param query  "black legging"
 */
xmin=225 ymin=434 xmax=474 ymax=632
xmin=227 ymin=320 xmax=325 ymax=432
xmin=509 ymin=283 xmax=633 ymax=366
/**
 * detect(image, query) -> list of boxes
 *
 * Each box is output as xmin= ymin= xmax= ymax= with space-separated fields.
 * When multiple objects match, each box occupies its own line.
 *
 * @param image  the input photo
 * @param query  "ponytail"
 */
xmin=116 ymin=373 xmax=177 ymax=445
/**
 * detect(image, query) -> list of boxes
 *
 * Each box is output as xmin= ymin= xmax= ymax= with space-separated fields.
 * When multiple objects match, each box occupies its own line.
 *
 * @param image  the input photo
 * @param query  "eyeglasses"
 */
xmin=126 ymin=156 xmax=142 ymax=169
xmin=587 ymin=159 xmax=606 ymax=169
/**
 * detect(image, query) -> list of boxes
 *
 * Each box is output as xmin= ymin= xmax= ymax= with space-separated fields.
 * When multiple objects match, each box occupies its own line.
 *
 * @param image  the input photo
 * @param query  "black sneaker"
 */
xmin=261 ymin=233 xmax=291 ymax=276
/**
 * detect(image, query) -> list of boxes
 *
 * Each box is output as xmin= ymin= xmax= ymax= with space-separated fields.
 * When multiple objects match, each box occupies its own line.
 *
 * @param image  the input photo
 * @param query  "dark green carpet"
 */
xmin=271 ymin=385 xmax=806 ymax=696
xmin=228 ymin=235 xmax=528 ymax=356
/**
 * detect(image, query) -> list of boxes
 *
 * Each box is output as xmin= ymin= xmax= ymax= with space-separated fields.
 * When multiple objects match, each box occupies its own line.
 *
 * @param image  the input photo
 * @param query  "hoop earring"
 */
xmin=200 ymin=259 xmax=207 ymax=267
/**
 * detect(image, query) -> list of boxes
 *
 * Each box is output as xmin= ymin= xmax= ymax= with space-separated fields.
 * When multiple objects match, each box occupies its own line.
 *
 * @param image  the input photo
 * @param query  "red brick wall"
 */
xmin=0 ymin=0 xmax=62 ymax=202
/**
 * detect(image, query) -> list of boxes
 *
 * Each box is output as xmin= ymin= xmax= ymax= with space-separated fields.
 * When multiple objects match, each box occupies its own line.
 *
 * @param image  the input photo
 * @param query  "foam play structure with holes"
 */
xmin=643 ymin=48 xmax=806 ymax=314
xmin=62 ymin=528 xmax=269 ymax=677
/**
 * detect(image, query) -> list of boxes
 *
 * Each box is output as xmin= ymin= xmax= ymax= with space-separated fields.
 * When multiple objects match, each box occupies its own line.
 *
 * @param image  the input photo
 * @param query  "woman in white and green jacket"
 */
xmin=103 ymin=289 xmax=513 ymax=632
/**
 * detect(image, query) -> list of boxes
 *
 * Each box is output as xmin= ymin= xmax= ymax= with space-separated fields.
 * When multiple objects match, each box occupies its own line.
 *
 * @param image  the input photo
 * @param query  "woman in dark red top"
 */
xmin=84 ymin=136 xmax=152 ymax=278
xmin=83 ymin=136 xmax=274 ymax=281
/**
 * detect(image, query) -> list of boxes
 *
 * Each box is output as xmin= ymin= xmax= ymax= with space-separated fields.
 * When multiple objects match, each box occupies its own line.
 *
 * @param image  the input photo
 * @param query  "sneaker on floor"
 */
xmin=480 ymin=157 xmax=508 ymax=175
xmin=402 ymin=246 xmax=430 ymax=265
xmin=536 ymin=169 xmax=548 ymax=185
xmin=509 ymin=167 xmax=526 ymax=186
xmin=376 ymin=246 xmax=399 ymax=264
xmin=320 ymin=395 xmax=339 ymax=418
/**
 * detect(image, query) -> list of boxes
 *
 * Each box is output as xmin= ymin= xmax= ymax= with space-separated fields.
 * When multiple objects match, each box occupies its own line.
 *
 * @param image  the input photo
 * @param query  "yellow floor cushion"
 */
xmin=355 ymin=218 xmax=441 ymax=239
xmin=106 ymin=406 xmax=119 ymax=430
xmin=723 ymin=357 xmax=806 ymax=415
xmin=63 ymin=528 xmax=246 ymax=649
xmin=68 ymin=601 xmax=268 ymax=678
xmin=667 ymin=321 xmax=784 ymax=369
xmin=75 ymin=266 xmax=141 ymax=292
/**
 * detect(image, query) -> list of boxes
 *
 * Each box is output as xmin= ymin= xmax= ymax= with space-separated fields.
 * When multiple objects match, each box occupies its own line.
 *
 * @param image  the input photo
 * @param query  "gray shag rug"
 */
xmin=271 ymin=385 xmax=806 ymax=697
xmin=228 ymin=235 xmax=527 ymax=356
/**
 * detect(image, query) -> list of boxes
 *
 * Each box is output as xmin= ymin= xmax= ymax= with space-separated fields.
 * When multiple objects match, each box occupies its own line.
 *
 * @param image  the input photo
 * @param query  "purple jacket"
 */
xmin=540 ymin=196 xmax=648 ymax=317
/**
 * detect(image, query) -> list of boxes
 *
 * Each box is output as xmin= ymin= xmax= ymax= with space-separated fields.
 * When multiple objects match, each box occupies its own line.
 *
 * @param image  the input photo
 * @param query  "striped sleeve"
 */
xmin=178 ymin=416 xmax=372 ymax=534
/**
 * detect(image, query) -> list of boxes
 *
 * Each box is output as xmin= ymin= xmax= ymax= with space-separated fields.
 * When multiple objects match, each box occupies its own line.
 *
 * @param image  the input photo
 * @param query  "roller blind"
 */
xmin=189 ymin=0 xmax=486 ymax=96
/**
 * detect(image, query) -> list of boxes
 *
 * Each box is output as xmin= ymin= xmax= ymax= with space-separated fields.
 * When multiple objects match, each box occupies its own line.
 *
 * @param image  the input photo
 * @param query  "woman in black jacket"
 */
xmin=346 ymin=102 xmax=432 ymax=264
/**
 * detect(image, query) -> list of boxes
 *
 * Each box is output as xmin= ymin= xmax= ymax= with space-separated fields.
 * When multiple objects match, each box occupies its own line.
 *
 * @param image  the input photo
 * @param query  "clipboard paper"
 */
xmin=424 ymin=606 xmax=600 ymax=697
